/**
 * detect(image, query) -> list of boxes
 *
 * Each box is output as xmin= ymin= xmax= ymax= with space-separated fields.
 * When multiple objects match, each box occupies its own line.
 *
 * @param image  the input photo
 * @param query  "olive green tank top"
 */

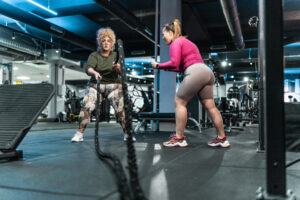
xmin=86 ymin=51 xmax=120 ymax=84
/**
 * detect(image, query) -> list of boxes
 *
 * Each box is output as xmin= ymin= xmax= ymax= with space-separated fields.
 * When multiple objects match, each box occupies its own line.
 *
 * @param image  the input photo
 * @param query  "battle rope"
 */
xmin=117 ymin=39 xmax=147 ymax=200
xmin=94 ymin=39 xmax=146 ymax=200
xmin=95 ymin=78 xmax=131 ymax=200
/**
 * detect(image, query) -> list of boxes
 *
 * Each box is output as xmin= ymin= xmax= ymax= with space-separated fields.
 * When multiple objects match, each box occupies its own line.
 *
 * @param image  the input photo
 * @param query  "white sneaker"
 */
xmin=163 ymin=134 xmax=188 ymax=147
xmin=71 ymin=131 xmax=83 ymax=142
xmin=124 ymin=134 xmax=136 ymax=142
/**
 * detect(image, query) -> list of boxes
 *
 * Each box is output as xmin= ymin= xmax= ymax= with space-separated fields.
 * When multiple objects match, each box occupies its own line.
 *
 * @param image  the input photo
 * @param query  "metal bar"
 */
xmin=152 ymin=0 xmax=160 ymax=131
xmin=260 ymin=0 xmax=286 ymax=196
xmin=258 ymin=9 xmax=265 ymax=151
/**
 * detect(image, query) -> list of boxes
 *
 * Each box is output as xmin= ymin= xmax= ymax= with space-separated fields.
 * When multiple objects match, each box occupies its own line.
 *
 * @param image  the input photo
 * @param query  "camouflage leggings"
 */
xmin=78 ymin=83 xmax=126 ymax=134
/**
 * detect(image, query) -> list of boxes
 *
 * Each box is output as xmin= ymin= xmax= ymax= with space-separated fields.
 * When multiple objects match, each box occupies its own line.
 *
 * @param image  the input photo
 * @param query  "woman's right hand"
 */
xmin=94 ymin=72 xmax=102 ymax=80
xmin=151 ymin=61 xmax=158 ymax=69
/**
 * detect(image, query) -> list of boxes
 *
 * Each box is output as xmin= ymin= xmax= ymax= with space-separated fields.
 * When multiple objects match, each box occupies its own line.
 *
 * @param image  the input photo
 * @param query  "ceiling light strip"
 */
xmin=27 ymin=0 xmax=57 ymax=15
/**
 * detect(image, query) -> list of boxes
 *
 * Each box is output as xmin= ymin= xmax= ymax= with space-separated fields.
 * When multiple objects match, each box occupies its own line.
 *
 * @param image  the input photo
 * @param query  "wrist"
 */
xmin=156 ymin=64 xmax=159 ymax=68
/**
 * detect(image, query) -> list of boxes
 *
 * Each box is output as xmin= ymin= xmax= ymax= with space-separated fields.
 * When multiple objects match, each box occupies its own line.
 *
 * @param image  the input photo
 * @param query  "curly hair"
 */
xmin=96 ymin=27 xmax=116 ymax=52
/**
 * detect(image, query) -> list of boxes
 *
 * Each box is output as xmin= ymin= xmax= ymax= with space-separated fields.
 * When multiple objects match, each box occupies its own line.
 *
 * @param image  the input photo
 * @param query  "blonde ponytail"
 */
xmin=172 ymin=19 xmax=182 ymax=39
xmin=163 ymin=19 xmax=183 ymax=41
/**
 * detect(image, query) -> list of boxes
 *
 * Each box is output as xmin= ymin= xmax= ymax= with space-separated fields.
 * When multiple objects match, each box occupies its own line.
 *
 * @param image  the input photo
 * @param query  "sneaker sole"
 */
xmin=208 ymin=141 xmax=230 ymax=148
xmin=124 ymin=138 xmax=137 ymax=142
xmin=71 ymin=139 xmax=83 ymax=143
xmin=163 ymin=141 xmax=188 ymax=147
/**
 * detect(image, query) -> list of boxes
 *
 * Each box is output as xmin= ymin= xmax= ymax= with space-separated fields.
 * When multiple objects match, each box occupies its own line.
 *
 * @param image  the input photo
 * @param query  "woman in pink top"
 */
xmin=152 ymin=19 xmax=230 ymax=148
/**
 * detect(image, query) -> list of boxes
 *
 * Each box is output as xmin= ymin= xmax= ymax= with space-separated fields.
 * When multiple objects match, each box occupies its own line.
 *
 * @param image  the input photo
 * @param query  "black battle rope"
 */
xmin=117 ymin=39 xmax=147 ymax=200
xmin=95 ymin=78 xmax=131 ymax=200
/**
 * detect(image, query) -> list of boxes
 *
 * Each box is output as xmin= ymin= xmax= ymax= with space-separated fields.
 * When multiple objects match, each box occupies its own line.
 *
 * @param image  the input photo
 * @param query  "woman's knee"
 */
xmin=84 ymin=102 xmax=96 ymax=113
xmin=175 ymin=97 xmax=188 ymax=107
xmin=201 ymin=98 xmax=215 ymax=110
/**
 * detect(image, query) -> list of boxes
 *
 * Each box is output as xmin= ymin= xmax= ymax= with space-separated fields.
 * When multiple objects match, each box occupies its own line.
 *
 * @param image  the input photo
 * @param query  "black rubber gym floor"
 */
xmin=0 ymin=123 xmax=299 ymax=200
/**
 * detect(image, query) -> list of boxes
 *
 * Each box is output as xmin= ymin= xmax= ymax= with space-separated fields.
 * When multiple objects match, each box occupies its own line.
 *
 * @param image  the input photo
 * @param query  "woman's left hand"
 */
xmin=113 ymin=63 xmax=121 ymax=73
xmin=151 ymin=61 xmax=158 ymax=69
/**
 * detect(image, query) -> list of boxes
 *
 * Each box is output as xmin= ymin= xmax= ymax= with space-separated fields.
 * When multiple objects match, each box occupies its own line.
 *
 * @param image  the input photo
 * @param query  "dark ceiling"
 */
xmin=0 ymin=0 xmax=300 ymax=75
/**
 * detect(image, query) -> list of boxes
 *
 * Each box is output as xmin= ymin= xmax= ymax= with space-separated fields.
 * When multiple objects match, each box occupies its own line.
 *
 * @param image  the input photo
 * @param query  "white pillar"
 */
xmin=0 ymin=56 xmax=13 ymax=84
xmin=0 ymin=64 xmax=10 ymax=85
xmin=45 ymin=49 xmax=66 ymax=119
xmin=48 ymin=62 xmax=58 ymax=119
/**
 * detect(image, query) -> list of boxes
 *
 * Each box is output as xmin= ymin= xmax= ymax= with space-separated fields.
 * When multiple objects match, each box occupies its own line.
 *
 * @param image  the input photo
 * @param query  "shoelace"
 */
xmin=210 ymin=136 xmax=219 ymax=143
xmin=169 ymin=134 xmax=184 ymax=140
xmin=211 ymin=136 xmax=226 ymax=143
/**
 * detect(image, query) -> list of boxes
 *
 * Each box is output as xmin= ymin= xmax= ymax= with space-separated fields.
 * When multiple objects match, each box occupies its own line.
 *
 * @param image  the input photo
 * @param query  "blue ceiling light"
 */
xmin=248 ymin=48 xmax=252 ymax=59
xmin=284 ymin=42 xmax=300 ymax=47
xmin=144 ymin=27 xmax=152 ymax=36
xmin=210 ymin=52 xmax=218 ymax=56
xmin=284 ymin=68 xmax=300 ymax=74
xmin=27 ymin=0 xmax=57 ymax=15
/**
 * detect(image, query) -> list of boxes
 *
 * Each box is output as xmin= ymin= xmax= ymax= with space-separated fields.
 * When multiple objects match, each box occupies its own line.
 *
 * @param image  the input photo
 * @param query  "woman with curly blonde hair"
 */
xmin=71 ymin=27 xmax=135 ymax=142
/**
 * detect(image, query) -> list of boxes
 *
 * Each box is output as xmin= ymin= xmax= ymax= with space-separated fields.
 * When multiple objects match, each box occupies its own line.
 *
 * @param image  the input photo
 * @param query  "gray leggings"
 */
xmin=176 ymin=63 xmax=215 ymax=101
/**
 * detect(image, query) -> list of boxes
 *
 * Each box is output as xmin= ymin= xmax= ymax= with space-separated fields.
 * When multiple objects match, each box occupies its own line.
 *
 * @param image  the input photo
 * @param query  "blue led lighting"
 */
xmin=284 ymin=42 xmax=300 ymax=47
xmin=248 ymin=48 xmax=251 ymax=59
xmin=284 ymin=68 xmax=300 ymax=74
xmin=27 ymin=0 xmax=57 ymax=15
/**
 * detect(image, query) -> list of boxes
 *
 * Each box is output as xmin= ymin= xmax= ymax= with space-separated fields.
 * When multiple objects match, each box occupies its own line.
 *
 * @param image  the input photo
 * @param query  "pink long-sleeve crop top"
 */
xmin=158 ymin=37 xmax=204 ymax=73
